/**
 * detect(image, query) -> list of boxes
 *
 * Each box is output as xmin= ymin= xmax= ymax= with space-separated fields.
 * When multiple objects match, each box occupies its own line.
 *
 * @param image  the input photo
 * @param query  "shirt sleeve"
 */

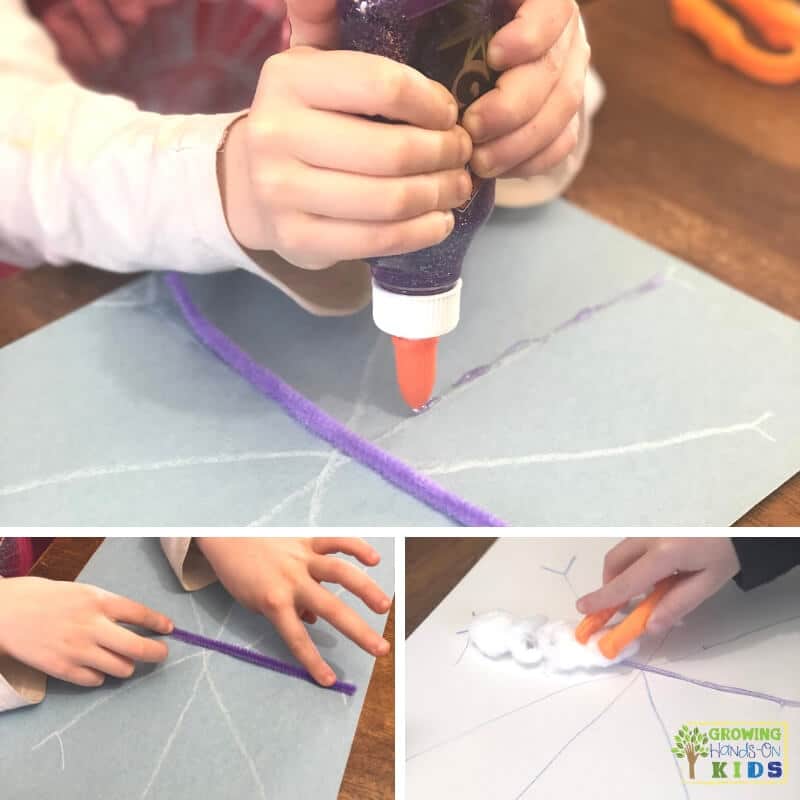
xmin=0 ymin=576 xmax=47 ymax=712
xmin=0 ymin=0 xmax=371 ymax=316
xmin=732 ymin=538 xmax=800 ymax=591
xmin=160 ymin=538 xmax=218 ymax=592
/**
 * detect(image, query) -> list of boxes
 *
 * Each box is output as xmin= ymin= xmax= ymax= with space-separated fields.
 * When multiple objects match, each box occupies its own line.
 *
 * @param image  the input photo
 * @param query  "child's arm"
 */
xmin=730 ymin=538 xmax=800 ymax=590
xmin=0 ymin=575 xmax=46 ymax=711
xmin=0 ymin=1 xmax=466 ymax=317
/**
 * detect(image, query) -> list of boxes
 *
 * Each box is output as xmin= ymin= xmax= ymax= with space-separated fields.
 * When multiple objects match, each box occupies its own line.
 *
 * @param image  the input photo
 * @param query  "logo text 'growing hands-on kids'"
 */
xmin=672 ymin=723 xmax=786 ymax=783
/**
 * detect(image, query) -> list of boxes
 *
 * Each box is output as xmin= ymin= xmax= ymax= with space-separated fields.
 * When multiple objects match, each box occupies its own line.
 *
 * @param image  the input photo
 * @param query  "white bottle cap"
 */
xmin=371 ymin=279 xmax=462 ymax=339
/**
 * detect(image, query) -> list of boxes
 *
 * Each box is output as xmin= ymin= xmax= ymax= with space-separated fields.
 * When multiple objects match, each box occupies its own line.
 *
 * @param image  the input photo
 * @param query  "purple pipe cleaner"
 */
xmin=623 ymin=660 xmax=800 ymax=708
xmin=164 ymin=272 xmax=506 ymax=527
xmin=170 ymin=627 xmax=357 ymax=696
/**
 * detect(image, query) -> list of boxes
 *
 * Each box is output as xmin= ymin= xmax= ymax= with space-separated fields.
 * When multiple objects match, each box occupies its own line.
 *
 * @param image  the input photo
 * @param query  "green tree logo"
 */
xmin=672 ymin=725 xmax=710 ymax=780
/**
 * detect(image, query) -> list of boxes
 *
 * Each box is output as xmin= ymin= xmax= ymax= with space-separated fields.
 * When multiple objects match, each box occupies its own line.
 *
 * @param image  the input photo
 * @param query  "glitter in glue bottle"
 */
xmin=339 ymin=0 xmax=503 ymax=410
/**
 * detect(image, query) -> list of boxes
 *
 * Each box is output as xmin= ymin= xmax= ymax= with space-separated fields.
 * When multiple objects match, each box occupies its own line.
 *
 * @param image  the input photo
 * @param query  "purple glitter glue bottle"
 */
xmin=339 ymin=0 xmax=503 ymax=410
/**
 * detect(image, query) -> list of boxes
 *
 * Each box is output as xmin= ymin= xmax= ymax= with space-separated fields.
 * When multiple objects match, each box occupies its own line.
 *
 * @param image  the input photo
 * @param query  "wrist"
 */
xmin=219 ymin=115 xmax=263 ymax=252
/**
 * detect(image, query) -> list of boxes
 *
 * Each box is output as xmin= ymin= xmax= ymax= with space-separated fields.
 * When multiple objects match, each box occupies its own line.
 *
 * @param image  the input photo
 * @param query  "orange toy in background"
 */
xmin=671 ymin=0 xmax=800 ymax=84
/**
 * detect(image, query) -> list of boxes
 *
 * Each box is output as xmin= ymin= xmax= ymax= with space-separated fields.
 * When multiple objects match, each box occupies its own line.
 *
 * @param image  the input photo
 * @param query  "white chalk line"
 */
xmin=140 ymin=664 xmax=206 ymax=799
xmin=0 ymin=450 xmax=329 ymax=499
xmin=307 ymin=335 xmax=382 ymax=525
xmin=422 ymin=412 xmax=776 ymax=476
xmin=31 ymin=653 xmax=204 ymax=755
xmin=247 ymin=481 xmax=315 ymax=526
xmin=205 ymin=662 xmax=267 ymax=800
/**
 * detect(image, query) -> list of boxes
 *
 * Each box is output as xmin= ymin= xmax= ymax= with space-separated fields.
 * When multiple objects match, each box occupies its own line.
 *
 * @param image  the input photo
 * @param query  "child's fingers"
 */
xmin=602 ymin=539 xmax=651 ymax=586
xmin=467 ymin=11 xmax=576 ymax=143
xmin=102 ymin=594 xmax=173 ymax=635
xmin=646 ymin=571 xmax=727 ymax=635
xmin=488 ymin=0 xmax=577 ymax=70
xmin=63 ymin=665 xmax=106 ymax=688
xmin=274 ymin=211 xmax=454 ymax=269
xmin=576 ymin=549 xmax=669 ymax=615
xmin=501 ymin=115 xmax=580 ymax=178
xmin=85 ymin=647 xmax=136 ymax=680
xmin=309 ymin=556 xmax=391 ymax=614
xmin=311 ymin=538 xmax=380 ymax=566
xmin=277 ymin=49 xmax=458 ymax=131
xmin=98 ymin=620 xmax=169 ymax=663
xmin=301 ymin=584 xmax=390 ymax=658
xmin=261 ymin=164 xmax=471 ymax=222
xmin=265 ymin=111 xmax=470 ymax=178
xmin=471 ymin=23 xmax=588 ymax=178
xmin=273 ymin=609 xmax=336 ymax=686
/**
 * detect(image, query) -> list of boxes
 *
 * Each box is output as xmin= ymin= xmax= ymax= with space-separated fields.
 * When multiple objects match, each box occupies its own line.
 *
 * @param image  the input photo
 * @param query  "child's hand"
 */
xmin=221 ymin=47 xmax=472 ymax=269
xmin=0 ymin=578 xmax=173 ymax=686
xmin=463 ymin=0 xmax=591 ymax=179
xmin=576 ymin=539 xmax=741 ymax=636
xmin=196 ymin=538 xmax=391 ymax=687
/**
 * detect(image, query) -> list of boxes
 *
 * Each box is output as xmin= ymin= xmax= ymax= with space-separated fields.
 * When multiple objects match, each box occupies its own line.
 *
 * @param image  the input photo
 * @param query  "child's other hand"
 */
xmin=197 ymin=538 xmax=391 ymax=687
xmin=221 ymin=47 xmax=472 ymax=269
xmin=463 ymin=0 xmax=590 ymax=179
xmin=576 ymin=539 xmax=741 ymax=636
xmin=0 ymin=578 xmax=172 ymax=686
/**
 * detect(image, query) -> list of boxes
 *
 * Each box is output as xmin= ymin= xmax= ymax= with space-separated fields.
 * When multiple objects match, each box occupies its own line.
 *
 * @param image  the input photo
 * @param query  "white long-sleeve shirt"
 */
xmin=0 ymin=0 xmax=603 ymax=315
xmin=0 ymin=537 xmax=213 ymax=712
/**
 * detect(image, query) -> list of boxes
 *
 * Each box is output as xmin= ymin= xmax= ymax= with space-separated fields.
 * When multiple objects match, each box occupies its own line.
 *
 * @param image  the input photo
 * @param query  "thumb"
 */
xmin=285 ymin=0 xmax=340 ymax=48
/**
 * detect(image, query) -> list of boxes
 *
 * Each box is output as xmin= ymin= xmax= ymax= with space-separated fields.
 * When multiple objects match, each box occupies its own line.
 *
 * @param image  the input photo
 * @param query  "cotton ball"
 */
xmin=509 ymin=616 xmax=548 ymax=665
xmin=468 ymin=611 xmax=515 ymax=658
xmin=537 ymin=621 xmax=639 ymax=671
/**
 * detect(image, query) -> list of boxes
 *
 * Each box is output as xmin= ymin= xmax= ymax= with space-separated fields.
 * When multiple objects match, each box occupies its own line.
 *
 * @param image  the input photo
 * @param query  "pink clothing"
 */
xmin=27 ymin=0 xmax=290 ymax=113
xmin=0 ymin=538 xmax=52 ymax=577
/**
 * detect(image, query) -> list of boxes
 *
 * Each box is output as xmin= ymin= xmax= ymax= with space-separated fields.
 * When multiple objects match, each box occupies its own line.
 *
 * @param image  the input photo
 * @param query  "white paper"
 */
xmin=407 ymin=538 xmax=800 ymax=799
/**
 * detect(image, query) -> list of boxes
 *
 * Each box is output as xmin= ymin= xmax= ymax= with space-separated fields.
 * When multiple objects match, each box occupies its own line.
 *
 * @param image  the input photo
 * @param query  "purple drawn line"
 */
xmin=623 ymin=660 xmax=800 ymax=708
xmin=455 ymin=635 xmax=471 ymax=665
xmin=406 ymin=672 xmax=623 ymax=762
xmin=169 ymin=627 xmax=356 ymax=696
xmin=642 ymin=673 xmax=691 ymax=800
xmin=513 ymin=672 xmax=643 ymax=799
xmin=164 ymin=273 xmax=505 ymax=528
xmin=700 ymin=614 xmax=800 ymax=652
xmin=420 ymin=272 xmax=665 ymax=411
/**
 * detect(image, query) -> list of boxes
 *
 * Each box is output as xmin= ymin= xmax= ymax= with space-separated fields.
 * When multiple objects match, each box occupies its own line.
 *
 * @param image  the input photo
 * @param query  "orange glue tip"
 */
xmin=391 ymin=336 xmax=438 ymax=411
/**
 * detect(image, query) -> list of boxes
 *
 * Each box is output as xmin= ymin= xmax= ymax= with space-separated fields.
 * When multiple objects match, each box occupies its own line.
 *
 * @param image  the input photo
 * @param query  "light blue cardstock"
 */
xmin=0 ymin=537 xmax=394 ymax=800
xmin=1 ymin=201 xmax=798 ymax=524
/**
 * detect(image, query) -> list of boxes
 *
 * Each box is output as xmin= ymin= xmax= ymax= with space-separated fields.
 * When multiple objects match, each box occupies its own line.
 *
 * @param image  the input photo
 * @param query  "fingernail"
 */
xmin=443 ymin=211 xmax=455 ymax=235
xmin=164 ymin=619 xmax=175 ymax=634
xmin=380 ymin=597 xmax=391 ymax=612
xmin=487 ymin=42 xmax=504 ymax=68
xmin=447 ymin=97 xmax=459 ymax=127
xmin=459 ymin=170 xmax=473 ymax=200
xmin=464 ymin=110 xmax=483 ymax=142
xmin=322 ymin=669 xmax=336 ymax=686
xmin=376 ymin=639 xmax=391 ymax=655
xmin=459 ymin=129 xmax=473 ymax=163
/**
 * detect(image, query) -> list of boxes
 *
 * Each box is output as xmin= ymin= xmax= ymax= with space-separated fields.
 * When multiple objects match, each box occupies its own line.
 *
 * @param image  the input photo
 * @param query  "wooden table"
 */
xmin=30 ymin=537 xmax=395 ymax=800
xmin=1 ymin=0 xmax=797 ymax=522
xmin=406 ymin=538 xmax=496 ymax=636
